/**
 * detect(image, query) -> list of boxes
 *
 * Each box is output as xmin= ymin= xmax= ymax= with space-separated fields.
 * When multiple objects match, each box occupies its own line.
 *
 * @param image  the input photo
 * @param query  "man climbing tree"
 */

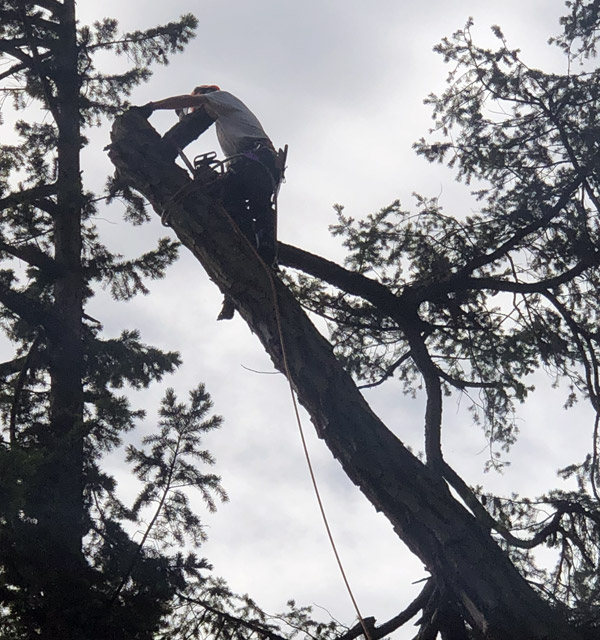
xmin=146 ymin=86 xmax=283 ymax=264
xmin=109 ymin=1 xmax=600 ymax=638
xmin=144 ymin=85 xmax=285 ymax=319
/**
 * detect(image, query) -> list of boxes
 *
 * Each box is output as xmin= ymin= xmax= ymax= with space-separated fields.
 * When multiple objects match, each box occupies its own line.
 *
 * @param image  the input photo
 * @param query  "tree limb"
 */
xmin=0 ymin=183 xmax=57 ymax=212
xmin=414 ymin=259 xmax=599 ymax=302
xmin=0 ymin=281 xmax=57 ymax=336
xmin=0 ymin=356 xmax=27 ymax=378
xmin=175 ymin=595 xmax=288 ymax=640
xmin=442 ymin=461 xmax=566 ymax=549
xmin=279 ymin=242 xmax=424 ymax=330
xmin=0 ymin=239 xmax=61 ymax=275
xmin=448 ymin=174 xmax=585 ymax=280
xmin=371 ymin=580 xmax=435 ymax=639
xmin=9 ymin=334 xmax=42 ymax=444
xmin=109 ymin=110 xmax=582 ymax=640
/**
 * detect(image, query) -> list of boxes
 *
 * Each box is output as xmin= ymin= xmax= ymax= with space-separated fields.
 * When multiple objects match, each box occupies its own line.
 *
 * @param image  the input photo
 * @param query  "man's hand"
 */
xmin=130 ymin=102 xmax=154 ymax=118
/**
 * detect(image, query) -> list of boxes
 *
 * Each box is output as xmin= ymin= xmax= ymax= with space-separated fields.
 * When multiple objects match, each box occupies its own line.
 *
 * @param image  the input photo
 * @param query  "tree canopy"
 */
xmin=1 ymin=1 xmax=600 ymax=639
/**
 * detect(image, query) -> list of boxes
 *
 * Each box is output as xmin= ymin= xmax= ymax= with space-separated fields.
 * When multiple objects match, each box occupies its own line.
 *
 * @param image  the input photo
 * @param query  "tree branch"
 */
xmin=0 ymin=356 xmax=27 ymax=378
xmin=0 ymin=281 xmax=57 ymax=335
xmin=357 ymin=351 xmax=411 ymax=389
xmin=447 ymin=173 xmax=585 ymax=280
xmin=18 ymin=5 xmax=60 ymax=123
xmin=0 ymin=183 xmax=57 ymax=212
xmin=441 ymin=461 xmax=567 ymax=549
xmin=414 ymin=259 xmax=599 ymax=302
xmin=0 ymin=239 xmax=61 ymax=275
xmin=279 ymin=242 xmax=424 ymax=330
xmin=176 ymin=595 xmax=288 ymax=640
xmin=109 ymin=111 xmax=582 ymax=640
xmin=371 ymin=580 xmax=435 ymax=639
xmin=9 ymin=334 xmax=42 ymax=444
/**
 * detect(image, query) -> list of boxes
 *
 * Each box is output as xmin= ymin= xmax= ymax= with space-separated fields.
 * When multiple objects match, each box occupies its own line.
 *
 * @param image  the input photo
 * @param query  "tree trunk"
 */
xmin=109 ymin=111 xmax=582 ymax=640
xmin=43 ymin=1 xmax=87 ymax=636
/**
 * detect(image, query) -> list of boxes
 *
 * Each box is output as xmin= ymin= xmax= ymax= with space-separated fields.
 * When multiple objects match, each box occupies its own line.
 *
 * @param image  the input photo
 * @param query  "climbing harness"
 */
xmin=163 ymin=144 xmax=288 ymax=266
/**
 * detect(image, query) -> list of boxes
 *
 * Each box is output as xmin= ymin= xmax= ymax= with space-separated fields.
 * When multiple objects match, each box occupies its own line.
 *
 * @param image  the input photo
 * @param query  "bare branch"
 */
xmin=175 ymin=595 xmax=288 ymax=640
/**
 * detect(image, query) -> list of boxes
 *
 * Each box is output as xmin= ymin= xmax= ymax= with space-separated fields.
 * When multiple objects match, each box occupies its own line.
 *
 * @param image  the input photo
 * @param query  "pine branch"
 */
xmin=0 ymin=61 xmax=27 ymax=82
xmin=9 ymin=334 xmax=42 ymax=444
xmin=0 ymin=182 xmax=57 ymax=212
xmin=450 ymin=174 xmax=585 ymax=280
xmin=0 ymin=239 xmax=61 ymax=275
xmin=18 ymin=5 xmax=61 ymax=124
xmin=357 ymin=351 xmax=411 ymax=389
xmin=0 ymin=280 xmax=57 ymax=335
xmin=414 ymin=259 xmax=600 ymax=301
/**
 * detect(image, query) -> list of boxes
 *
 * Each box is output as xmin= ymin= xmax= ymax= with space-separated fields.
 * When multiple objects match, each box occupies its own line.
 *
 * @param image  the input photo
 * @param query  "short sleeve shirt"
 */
xmin=201 ymin=91 xmax=272 ymax=157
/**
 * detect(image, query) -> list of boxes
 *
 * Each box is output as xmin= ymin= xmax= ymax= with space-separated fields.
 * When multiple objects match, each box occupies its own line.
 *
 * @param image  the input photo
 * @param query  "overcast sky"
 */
xmin=3 ymin=1 xmax=595 ymax=638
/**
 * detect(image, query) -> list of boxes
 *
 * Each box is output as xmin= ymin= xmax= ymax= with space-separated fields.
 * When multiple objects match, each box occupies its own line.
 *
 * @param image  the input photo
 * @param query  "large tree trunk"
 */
xmin=43 ymin=1 xmax=87 ymax=636
xmin=109 ymin=111 xmax=581 ymax=640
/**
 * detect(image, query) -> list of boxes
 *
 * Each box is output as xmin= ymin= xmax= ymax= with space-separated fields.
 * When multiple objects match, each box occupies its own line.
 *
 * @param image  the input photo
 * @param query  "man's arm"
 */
xmin=149 ymin=94 xmax=207 ymax=111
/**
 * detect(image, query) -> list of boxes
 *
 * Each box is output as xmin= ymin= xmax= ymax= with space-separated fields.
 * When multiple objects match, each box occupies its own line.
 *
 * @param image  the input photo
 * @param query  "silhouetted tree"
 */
xmin=0 ymin=3 xmax=232 ymax=638
xmin=110 ymin=1 xmax=600 ymax=638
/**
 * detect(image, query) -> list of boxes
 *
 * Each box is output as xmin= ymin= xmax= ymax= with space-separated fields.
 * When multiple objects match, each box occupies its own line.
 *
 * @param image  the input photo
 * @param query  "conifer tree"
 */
xmin=110 ymin=1 xmax=600 ymax=638
xmin=0 ymin=3 xmax=233 ymax=638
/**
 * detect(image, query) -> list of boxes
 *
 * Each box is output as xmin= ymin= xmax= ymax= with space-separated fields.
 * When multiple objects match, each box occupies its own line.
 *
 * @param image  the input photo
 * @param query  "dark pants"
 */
xmin=222 ymin=146 xmax=279 ymax=263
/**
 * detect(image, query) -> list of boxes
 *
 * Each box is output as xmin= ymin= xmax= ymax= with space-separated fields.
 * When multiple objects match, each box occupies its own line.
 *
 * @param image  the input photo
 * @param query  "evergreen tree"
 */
xmin=110 ymin=1 xmax=600 ymax=638
xmin=0 ymin=2 xmax=234 ymax=638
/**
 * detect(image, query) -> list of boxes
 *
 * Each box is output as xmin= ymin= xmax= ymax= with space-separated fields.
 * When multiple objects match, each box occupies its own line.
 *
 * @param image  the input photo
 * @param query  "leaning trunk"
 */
xmin=109 ymin=111 xmax=581 ymax=640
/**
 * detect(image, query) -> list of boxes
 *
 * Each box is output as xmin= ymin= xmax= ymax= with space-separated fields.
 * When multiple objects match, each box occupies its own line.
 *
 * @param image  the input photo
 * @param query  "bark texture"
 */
xmin=109 ymin=110 xmax=581 ymax=640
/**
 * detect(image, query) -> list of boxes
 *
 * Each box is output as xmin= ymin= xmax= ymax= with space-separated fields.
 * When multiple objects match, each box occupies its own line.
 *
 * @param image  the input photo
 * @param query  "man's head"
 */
xmin=192 ymin=85 xmax=220 ymax=95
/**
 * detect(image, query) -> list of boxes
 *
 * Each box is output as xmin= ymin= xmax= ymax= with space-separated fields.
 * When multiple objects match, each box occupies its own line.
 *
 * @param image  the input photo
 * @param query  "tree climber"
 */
xmin=142 ymin=86 xmax=282 ymax=268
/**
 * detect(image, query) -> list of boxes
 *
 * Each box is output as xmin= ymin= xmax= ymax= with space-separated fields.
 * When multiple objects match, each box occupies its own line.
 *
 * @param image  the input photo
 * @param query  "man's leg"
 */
xmin=253 ymin=202 xmax=277 ymax=265
xmin=221 ymin=168 xmax=254 ymax=240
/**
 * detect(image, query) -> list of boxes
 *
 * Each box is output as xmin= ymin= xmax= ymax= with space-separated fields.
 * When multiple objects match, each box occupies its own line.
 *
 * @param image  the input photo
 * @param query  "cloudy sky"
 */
xmin=4 ymin=1 xmax=595 ymax=638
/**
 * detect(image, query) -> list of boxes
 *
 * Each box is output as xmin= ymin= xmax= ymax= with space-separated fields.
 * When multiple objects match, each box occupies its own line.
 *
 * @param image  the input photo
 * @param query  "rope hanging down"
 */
xmin=164 ymin=160 xmax=374 ymax=640
xmin=216 ymin=186 xmax=374 ymax=640
xmin=266 ymin=272 xmax=375 ymax=640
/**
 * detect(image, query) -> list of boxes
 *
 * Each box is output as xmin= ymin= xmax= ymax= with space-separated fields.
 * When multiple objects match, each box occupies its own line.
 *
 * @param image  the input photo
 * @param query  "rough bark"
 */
xmin=108 ymin=110 xmax=582 ymax=640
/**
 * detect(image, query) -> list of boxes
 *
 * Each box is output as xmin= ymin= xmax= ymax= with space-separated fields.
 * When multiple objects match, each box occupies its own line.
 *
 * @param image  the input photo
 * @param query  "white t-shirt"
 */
xmin=201 ymin=91 xmax=271 ymax=158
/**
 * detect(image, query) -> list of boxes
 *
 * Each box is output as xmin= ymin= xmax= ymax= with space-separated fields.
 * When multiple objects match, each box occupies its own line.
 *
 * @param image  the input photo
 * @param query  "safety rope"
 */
xmin=219 ymin=193 xmax=375 ymax=640
xmin=264 ymin=269 xmax=375 ymax=640
xmin=163 ymin=163 xmax=374 ymax=640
